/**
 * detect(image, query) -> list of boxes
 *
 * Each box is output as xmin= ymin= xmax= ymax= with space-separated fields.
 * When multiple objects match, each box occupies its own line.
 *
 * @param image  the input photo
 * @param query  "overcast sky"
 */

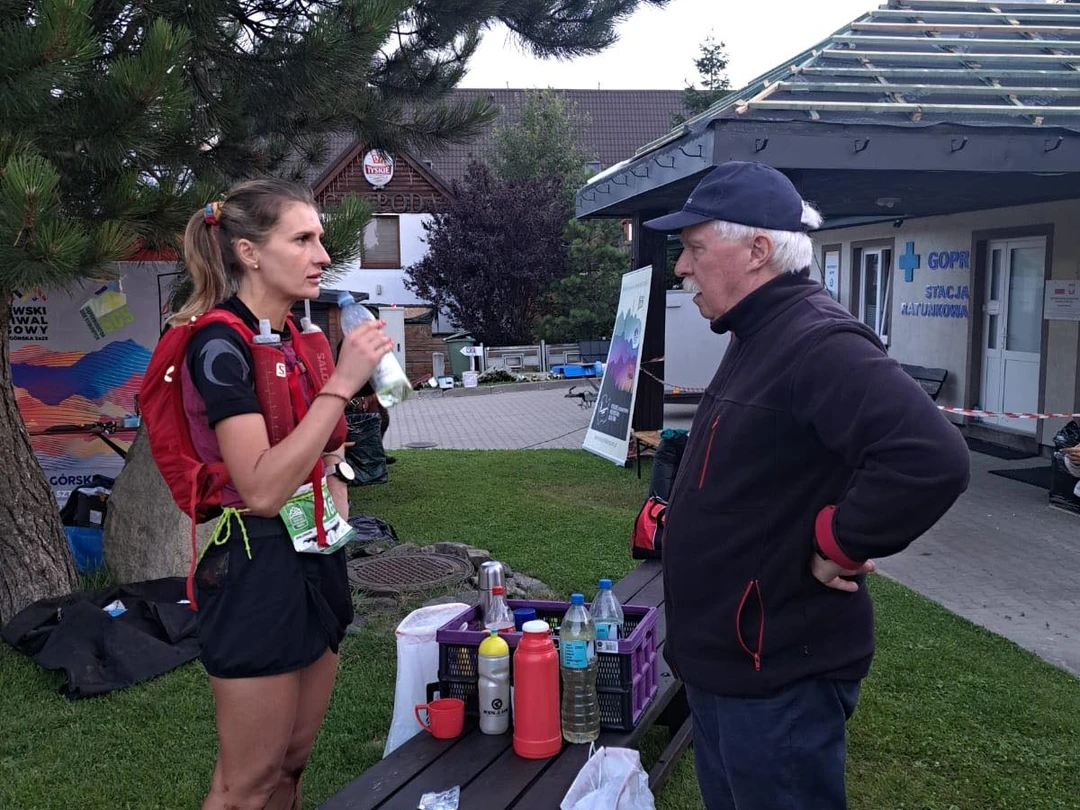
xmin=462 ymin=0 xmax=876 ymax=91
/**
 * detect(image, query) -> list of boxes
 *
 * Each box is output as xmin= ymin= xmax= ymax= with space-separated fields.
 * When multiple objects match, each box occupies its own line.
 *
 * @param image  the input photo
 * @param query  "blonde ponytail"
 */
xmin=170 ymin=207 xmax=233 ymax=325
xmin=169 ymin=178 xmax=316 ymax=326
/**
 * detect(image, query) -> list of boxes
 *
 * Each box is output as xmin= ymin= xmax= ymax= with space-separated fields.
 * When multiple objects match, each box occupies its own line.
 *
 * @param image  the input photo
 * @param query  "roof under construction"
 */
xmin=577 ymin=0 xmax=1080 ymax=222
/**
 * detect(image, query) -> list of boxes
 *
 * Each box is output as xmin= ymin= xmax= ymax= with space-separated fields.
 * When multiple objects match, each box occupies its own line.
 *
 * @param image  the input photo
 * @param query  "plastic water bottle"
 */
xmin=559 ymin=593 xmax=600 ymax=744
xmin=336 ymin=291 xmax=413 ymax=407
xmin=478 ymin=628 xmax=510 ymax=735
xmin=484 ymin=585 xmax=515 ymax=633
xmin=589 ymin=578 xmax=624 ymax=650
xmin=254 ymin=318 xmax=280 ymax=345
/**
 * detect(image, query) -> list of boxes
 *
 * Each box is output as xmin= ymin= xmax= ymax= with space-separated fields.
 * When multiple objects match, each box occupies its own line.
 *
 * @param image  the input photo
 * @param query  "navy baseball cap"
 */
xmin=643 ymin=161 xmax=807 ymax=233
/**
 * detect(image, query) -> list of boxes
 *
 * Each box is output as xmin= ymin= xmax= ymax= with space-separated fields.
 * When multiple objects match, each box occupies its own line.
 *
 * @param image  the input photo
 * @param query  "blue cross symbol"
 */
xmin=899 ymin=241 xmax=920 ymax=283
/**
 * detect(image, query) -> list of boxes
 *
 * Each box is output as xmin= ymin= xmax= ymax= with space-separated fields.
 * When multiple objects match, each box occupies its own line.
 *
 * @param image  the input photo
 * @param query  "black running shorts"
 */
xmin=193 ymin=513 xmax=353 ymax=679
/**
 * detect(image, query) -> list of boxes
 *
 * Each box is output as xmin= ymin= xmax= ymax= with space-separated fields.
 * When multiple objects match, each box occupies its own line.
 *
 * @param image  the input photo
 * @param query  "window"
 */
xmin=362 ymin=216 xmax=401 ymax=268
xmin=858 ymin=247 xmax=893 ymax=343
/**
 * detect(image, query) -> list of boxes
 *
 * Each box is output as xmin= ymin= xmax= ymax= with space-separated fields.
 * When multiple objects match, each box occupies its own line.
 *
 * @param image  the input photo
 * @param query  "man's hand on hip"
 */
xmin=811 ymin=555 xmax=875 ymax=593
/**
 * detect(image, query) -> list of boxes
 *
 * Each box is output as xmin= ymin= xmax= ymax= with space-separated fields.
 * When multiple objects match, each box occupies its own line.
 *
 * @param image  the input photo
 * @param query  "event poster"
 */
xmin=10 ymin=262 xmax=177 ymax=504
xmin=582 ymin=266 xmax=651 ymax=465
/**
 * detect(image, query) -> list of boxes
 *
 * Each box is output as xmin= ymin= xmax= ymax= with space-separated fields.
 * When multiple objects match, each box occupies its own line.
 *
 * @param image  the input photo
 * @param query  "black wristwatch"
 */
xmin=326 ymin=459 xmax=356 ymax=483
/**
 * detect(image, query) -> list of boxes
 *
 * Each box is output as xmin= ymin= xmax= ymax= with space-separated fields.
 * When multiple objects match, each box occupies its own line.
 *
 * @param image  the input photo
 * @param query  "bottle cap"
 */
xmin=599 ymin=578 xmax=612 ymax=589
xmin=522 ymin=619 xmax=550 ymax=635
xmin=336 ymin=291 xmax=355 ymax=308
xmin=570 ymin=593 xmax=584 ymax=605
xmin=479 ymin=627 xmax=510 ymax=656
xmin=258 ymin=318 xmax=272 ymax=336
xmin=492 ymin=585 xmax=505 ymax=596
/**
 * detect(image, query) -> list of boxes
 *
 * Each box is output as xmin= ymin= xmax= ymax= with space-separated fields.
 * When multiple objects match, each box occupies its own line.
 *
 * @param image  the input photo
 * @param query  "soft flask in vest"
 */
xmin=512 ymin=620 xmax=562 ymax=759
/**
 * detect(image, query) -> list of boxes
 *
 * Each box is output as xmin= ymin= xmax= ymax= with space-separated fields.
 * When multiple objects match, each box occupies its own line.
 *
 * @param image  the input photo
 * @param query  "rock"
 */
xmin=467 ymin=548 xmax=493 ymax=569
xmin=425 ymin=542 xmax=473 ymax=560
xmin=383 ymin=543 xmax=421 ymax=557
xmin=505 ymin=572 xmax=553 ymax=599
xmin=345 ymin=617 xmax=367 ymax=635
xmin=103 ymin=428 xmax=217 ymax=583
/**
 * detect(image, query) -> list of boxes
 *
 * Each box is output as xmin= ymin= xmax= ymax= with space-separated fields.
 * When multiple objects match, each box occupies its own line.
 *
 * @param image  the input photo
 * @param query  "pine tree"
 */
xmin=673 ymin=34 xmax=732 ymax=125
xmin=1 ymin=0 xmax=671 ymax=621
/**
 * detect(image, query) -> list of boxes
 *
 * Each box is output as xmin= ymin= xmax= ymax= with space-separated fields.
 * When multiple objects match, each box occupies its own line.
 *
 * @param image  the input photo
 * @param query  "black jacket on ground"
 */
xmin=662 ymin=272 xmax=970 ymax=697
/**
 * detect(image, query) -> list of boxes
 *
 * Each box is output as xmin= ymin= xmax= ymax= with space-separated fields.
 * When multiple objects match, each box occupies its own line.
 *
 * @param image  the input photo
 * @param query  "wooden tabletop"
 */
xmin=317 ymin=559 xmax=679 ymax=810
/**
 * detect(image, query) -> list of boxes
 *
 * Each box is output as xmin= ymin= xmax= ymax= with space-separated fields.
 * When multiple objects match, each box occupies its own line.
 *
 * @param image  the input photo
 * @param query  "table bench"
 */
xmin=317 ymin=558 xmax=689 ymax=810
xmin=899 ymin=364 xmax=948 ymax=402
xmin=630 ymin=430 xmax=661 ymax=480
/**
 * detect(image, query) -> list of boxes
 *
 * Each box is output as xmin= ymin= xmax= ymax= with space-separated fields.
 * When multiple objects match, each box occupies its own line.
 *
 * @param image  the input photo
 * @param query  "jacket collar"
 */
xmin=711 ymin=269 xmax=820 ymax=339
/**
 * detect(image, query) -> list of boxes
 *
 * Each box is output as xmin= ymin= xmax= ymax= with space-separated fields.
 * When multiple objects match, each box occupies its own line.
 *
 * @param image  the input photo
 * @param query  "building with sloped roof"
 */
xmin=577 ymin=0 xmax=1080 ymax=464
xmin=310 ymin=88 xmax=686 ymax=380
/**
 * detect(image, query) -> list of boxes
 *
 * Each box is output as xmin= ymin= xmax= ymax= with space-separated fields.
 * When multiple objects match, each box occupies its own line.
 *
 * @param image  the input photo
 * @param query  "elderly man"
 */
xmin=643 ymin=162 xmax=970 ymax=810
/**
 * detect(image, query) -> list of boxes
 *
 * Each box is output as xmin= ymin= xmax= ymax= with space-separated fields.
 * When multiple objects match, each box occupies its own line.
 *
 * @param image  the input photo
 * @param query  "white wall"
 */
xmin=814 ymin=199 xmax=1080 ymax=445
xmin=325 ymin=213 xmax=432 ymax=306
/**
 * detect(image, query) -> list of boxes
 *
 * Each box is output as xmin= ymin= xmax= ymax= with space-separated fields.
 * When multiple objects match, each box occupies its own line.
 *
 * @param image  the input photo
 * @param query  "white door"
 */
xmin=858 ymin=247 xmax=892 ymax=345
xmin=379 ymin=306 xmax=407 ymax=375
xmin=981 ymin=238 xmax=1045 ymax=434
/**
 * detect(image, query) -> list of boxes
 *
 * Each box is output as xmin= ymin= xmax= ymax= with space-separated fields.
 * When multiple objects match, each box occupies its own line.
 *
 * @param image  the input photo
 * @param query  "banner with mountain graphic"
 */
xmin=10 ymin=263 xmax=177 ymax=504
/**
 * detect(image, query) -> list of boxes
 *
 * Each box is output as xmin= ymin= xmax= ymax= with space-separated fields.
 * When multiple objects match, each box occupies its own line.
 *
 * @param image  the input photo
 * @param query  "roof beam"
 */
xmin=737 ymin=98 xmax=1079 ymax=116
xmin=800 ymin=65 xmax=1080 ymax=78
xmin=822 ymin=48 xmax=1080 ymax=63
xmin=778 ymin=80 xmax=1080 ymax=96
xmin=887 ymin=0 xmax=1080 ymax=10
xmin=871 ymin=9 xmax=1080 ymax=23
xmin=853 ymin=22 xmax=1080 ymax=35
xmin=833 ymin=34 xmax=1080 ymax=49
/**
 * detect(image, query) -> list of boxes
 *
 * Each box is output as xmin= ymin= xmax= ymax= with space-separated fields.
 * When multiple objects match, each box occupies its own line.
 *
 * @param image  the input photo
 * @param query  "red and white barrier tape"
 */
xmin=639 ymin=362 xmax=1078 ymax=420
xmin=935 ymin=407 xmax=1080 ymax=420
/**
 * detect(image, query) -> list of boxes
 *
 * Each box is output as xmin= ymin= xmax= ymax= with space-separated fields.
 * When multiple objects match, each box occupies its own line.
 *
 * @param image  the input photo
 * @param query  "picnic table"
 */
xmin=317 ymin=558 xmax=689 ymax=810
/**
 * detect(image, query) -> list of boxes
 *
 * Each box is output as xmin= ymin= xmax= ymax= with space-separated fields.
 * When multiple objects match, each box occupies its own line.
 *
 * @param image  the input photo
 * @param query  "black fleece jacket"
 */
xmin=662 ymin=272 xmax=970 ymax=697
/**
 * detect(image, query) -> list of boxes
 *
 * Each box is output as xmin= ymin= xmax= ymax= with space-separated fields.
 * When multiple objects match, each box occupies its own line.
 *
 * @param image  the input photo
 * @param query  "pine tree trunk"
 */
xmin=0 ymin=295 xmax=78 ymax=624
xmin=102 ymin=427 xmax=215 ymax=584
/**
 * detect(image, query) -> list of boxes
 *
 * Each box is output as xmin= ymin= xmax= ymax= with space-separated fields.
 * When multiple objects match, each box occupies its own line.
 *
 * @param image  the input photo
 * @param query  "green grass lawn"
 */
xmin=1 ymin=449 xmax=1078 ymax=809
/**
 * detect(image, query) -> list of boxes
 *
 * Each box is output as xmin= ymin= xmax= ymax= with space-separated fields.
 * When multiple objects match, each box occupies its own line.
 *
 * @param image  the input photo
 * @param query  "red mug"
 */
xmin=414 ymin=698 xmax=465 ymax=739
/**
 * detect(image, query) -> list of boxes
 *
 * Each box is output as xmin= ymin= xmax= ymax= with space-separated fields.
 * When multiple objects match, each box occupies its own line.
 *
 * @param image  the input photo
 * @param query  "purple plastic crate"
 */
xmin=435 ymin=599 xmax=659 ymax=732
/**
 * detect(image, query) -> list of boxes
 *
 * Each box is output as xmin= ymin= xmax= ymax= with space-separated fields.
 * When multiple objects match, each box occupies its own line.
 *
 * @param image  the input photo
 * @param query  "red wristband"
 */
xmin=814 ymin=505 xmax=863 ymax=570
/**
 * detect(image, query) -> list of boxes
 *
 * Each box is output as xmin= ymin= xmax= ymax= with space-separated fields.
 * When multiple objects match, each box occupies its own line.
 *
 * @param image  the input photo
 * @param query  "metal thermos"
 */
xmin=478 ymin=561 xmax=507 ymax=619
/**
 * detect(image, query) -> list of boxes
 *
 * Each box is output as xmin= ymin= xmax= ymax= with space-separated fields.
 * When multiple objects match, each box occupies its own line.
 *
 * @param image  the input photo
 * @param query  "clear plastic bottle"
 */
xmin=336 ymin=291 xmax=413 ymax=407
xmin=589 ymin=578 xmax=624 ymax=650
xmin=484 ymin=585 xmax=515 ymax=633
xmin=559 ymin=593 xmax=600 ymax=744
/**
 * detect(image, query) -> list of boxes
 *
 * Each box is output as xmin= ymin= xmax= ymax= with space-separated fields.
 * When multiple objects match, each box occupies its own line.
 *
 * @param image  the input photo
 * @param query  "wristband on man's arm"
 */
xmin=813 ymin=505 xmax=864 ymax=570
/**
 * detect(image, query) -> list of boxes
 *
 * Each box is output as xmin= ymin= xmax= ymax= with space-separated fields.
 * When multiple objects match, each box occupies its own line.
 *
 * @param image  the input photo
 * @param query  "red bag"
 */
xmin=139 ymin=310 xmax=346 ymax=608
xmin=630 ymin=495 xmax=667 ymax=560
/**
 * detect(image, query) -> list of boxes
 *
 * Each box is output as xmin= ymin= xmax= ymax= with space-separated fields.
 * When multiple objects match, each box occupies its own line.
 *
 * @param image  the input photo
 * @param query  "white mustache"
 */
xmin=682 ymin=277 xmax=701 ymax=295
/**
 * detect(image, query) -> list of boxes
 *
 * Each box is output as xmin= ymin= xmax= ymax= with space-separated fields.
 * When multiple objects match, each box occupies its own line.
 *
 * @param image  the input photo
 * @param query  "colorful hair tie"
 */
xmin=203 ymin=201 xmax=222 ymax=227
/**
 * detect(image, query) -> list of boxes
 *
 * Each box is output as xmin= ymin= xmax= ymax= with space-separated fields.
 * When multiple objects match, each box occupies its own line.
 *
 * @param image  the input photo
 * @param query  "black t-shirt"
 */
xmin=186 ymin=297 xmax=289 ymax=427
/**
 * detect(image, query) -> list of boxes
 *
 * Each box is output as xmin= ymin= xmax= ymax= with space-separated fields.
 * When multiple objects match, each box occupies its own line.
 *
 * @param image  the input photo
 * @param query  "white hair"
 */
xmin=712 ymin=201 xmax=823 ymax=274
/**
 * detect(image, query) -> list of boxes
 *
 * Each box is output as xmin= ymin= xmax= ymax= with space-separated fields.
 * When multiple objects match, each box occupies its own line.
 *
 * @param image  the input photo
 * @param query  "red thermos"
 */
xmin=512 ymin=619 xmax=562 ymax=759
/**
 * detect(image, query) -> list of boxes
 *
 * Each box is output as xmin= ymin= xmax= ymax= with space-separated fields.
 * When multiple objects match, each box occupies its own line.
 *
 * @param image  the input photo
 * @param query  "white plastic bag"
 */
xmin=560 ymin=744 xmax=657 ymax=810
xmin=383 ymin=603 xmax=469 ymax=758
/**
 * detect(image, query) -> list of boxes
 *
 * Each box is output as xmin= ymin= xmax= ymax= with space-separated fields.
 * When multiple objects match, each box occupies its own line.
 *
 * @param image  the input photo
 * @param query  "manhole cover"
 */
xmin=348 ymin=553 xmax=472 ymax=595
xmin=405 ymin=441 xmax=439 ymax=449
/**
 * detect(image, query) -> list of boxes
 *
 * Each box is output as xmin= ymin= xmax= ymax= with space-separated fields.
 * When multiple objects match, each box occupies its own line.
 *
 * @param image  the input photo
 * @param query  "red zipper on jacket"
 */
xmin=697 ymin=415 xmax=721 ymax=489
xmin=736 ymin=579 xmax=764 ymax=672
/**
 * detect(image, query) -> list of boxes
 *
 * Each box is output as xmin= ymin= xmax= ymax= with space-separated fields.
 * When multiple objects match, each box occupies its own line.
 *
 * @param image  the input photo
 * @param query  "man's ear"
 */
xmin=748 ymin=233 xmax=775 ymax=271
